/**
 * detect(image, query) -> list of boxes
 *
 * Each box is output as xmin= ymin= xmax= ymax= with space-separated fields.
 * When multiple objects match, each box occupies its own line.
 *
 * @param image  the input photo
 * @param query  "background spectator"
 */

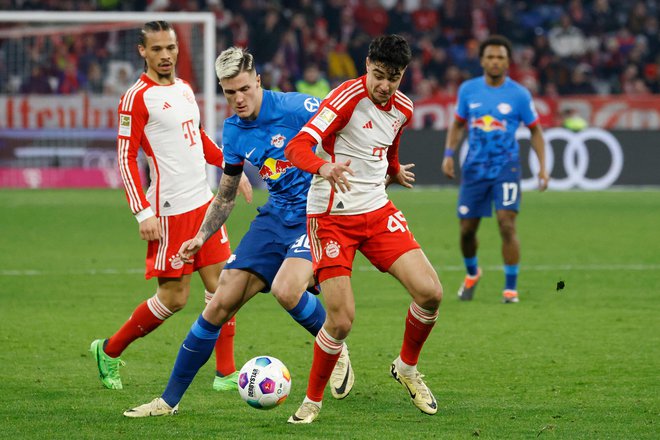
xmin=326 ymin=39 xmax=358 ymax=86
xmin=20 ymin=64 xmax=53 ymax=94
xmin=2 ymin=0 xmax=659 ymax=98
xmin=548 ymin=14 xmax=587 ymax=59
xmin=103 ymin=62 xmax=135 ymax=96
xmin=354 ymin=0 xmax=389 ymax=37
xmin=295 ymin=63 xmax=331 ymax=98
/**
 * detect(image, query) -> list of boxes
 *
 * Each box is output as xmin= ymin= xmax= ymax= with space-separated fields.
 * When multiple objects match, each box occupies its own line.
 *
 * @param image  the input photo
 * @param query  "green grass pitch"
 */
xmin=0 ymin=188 xmax=658 ymax=439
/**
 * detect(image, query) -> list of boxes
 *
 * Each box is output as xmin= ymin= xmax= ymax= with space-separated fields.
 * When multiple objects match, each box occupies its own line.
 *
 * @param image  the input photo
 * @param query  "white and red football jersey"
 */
xmin=294 ymin=75 xmax=413 ymax=215
xmin=116 ymin=73 xmax=223 ymax=218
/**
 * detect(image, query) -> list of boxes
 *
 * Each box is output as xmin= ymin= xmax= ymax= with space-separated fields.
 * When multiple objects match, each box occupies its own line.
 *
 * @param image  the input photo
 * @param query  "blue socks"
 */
xmin=161 ymin=315 xmax=220 ymax=407
xmin=504 ymin=264 xmax=519 ymax=291
xmin=464 ymin=256 xmax=479 ymax=276
xmin=464 ymin=257 xmax=518 ymax=290
xmin=161 ymin=291 xmax=325 ymax=407
xmin=287 ymin=290 xmax=326 ymax=336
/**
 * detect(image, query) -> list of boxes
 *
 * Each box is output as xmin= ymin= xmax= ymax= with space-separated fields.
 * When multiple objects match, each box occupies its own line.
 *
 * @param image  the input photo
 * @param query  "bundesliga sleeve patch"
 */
xmin=118 ymin=114 xmax=132 ymax=137
xmin=310 ymin=107 xmax=337 ymax=132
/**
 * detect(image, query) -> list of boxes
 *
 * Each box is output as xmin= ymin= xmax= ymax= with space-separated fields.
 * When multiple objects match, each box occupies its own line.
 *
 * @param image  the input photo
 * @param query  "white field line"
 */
xmin=1 ymin=264 xmax=659 ymax=277
xmin=0 ymin=268 xmax=145 ymax=276
xmin=359 ymin=264 xmax=660 ymax=272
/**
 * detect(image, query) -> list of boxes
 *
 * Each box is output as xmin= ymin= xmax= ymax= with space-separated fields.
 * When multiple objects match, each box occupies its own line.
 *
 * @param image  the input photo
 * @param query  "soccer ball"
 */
xmin=237 ymin=356 xmax=291 ymax=410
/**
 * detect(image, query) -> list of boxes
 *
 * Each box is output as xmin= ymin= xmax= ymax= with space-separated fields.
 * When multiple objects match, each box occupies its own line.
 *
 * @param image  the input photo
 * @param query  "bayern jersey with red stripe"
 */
xmin=116 ymin=74 xmax=222 ymax=218
xmin=300 ymin=76 xmax=413 ymax=215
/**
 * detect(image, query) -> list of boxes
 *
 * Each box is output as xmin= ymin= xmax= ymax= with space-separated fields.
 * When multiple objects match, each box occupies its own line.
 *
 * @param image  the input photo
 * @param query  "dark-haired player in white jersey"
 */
xmin=285 ymin=34 xmax=444 ymax=424
xmin=90 ymin=21 xmax=251 ymax=392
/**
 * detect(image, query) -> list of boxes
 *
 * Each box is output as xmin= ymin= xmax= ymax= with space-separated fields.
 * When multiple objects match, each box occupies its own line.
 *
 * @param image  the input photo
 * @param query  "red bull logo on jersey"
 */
xmin=259 ymin=157 xmax=293 ymax=180
xmin=271 ymin=134 xmax=286 ymax=149
xmin=471 ymin=115 xmax=507 ymax=132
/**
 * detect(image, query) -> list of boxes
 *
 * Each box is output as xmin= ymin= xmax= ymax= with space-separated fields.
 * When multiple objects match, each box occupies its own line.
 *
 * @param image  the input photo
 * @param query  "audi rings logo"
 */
xmin=460 ymin=127 xmax=624 ymax=190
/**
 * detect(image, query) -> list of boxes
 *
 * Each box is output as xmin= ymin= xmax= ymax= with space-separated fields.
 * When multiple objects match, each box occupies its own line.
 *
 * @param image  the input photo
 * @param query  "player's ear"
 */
xmin=256 ymin=73 xmax=261 ymax=88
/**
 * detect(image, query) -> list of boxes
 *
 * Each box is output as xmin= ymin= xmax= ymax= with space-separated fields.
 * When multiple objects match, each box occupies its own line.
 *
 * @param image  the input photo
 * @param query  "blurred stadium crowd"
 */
xmin=1 ymin=0 xmax=659 ymax=99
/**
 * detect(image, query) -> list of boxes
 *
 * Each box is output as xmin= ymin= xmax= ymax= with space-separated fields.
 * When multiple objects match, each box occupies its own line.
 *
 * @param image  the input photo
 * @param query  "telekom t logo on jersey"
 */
xmin=372 ymin=146 xmax=387 ymax=160
xmin=181 ymin=119 xmax=197 ymax=147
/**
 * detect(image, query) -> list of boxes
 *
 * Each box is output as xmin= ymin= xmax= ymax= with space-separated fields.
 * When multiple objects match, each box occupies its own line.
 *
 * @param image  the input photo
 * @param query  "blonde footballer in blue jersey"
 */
xmin=442 ymin=35 xmax=549 ymax=304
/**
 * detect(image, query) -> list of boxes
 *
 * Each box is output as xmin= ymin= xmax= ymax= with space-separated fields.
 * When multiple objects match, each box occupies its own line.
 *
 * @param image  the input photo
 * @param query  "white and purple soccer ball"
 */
xmin=237 ymin=356 xmax=291 ymax=410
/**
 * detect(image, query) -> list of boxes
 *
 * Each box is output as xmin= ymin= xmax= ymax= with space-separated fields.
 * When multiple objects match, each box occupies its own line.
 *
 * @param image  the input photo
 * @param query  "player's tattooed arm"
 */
xmin=198 ymin=173 xmax=240 ymax=242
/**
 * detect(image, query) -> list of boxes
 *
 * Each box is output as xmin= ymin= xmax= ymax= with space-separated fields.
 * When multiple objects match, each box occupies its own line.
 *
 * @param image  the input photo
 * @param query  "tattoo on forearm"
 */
xmin=199 ymin=174 xmax=240 ymax=242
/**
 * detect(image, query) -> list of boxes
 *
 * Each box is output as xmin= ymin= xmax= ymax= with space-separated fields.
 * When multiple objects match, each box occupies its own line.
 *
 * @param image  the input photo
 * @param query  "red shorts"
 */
xmin=145 ymin=199 xmax=231 ymax=279
xmin=308 ymin=201 xmax=420 ymax=283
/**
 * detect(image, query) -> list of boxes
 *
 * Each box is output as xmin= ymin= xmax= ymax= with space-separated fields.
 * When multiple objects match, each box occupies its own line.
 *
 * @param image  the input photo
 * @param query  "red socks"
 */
xmin=306 ymin=327 xmax=343 ymax=402
xmin=399 ymin=302 xmax=438 ymax=366
xmin=215 ymin=315 xmax=237 ymax=375
xmin=104 ymin=295 xmax=172 ymax=358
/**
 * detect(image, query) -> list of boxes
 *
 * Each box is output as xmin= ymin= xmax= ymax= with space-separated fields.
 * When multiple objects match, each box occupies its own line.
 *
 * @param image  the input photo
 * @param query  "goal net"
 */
xmin=0 ymin=11 xmax=218 ymax=188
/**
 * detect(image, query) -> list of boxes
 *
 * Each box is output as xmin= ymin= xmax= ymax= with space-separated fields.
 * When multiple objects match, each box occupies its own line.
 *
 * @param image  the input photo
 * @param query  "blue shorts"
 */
xmin=224 ymin=204 xmax=311 ymax=292
xmin=458 ymin=162 xmax=521 ymax=218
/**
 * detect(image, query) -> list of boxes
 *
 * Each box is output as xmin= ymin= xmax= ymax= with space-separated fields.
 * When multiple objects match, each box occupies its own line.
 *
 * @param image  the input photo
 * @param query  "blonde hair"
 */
xmin=215 ymin=47 xmax=255 ymax=81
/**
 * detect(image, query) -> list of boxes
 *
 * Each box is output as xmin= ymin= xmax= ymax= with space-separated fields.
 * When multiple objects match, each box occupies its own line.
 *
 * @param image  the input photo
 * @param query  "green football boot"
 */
xmin=212 ymin=371 xmax=239 ymax=391
xmin=89 ymin=339 xmax=125 ymax=390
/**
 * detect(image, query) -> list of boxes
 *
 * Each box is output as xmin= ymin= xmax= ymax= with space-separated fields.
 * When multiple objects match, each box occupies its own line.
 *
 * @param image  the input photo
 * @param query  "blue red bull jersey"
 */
xmin=222 ymin=90 xmax=321 ymax=223
xmin=455 ymin=76 xmax=539 ymax=181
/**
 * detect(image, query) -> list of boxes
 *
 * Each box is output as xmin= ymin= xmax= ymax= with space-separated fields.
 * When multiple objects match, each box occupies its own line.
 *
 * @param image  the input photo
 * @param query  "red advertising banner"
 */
xmin=1 ymin=94 xmax=659 ymax=130
xmin=411 ymin=95 xmax=660 ymax=130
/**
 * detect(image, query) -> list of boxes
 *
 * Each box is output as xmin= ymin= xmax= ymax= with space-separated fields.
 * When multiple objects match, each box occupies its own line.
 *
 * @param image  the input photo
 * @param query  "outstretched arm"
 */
xmin=178 ymin=172 xmax=241 ymax=259
xmin=199 ymin=173 xmax=241 ymax=241
xmin=285 ymin=131 xmax=354 ymax=193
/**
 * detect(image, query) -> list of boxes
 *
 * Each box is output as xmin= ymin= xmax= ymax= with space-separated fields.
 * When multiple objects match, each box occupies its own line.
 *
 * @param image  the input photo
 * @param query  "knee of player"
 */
xmin=498 ymin=222 xmax=517 ymax=240
xmin=327 ymin=315 xmax=353 ymax=338
xmin=413 ymin=277 xmax=443 ymax=308
xmin=271 ymin=282 xmax=303 ymax=309
xmin=428 ymin=280 xmax=444 ymax=306
xmin=460 ymin=228 xmax=478 ymax=242
xmin=434 ymin=282 xmax=444 ymax=306
xmin=157 ymin=287 xmax=190 ymax=312
xmin=203 ymin=299 xmax=232 ymax=325
xmin=163 ymin=296 xmax=188 ymax=313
